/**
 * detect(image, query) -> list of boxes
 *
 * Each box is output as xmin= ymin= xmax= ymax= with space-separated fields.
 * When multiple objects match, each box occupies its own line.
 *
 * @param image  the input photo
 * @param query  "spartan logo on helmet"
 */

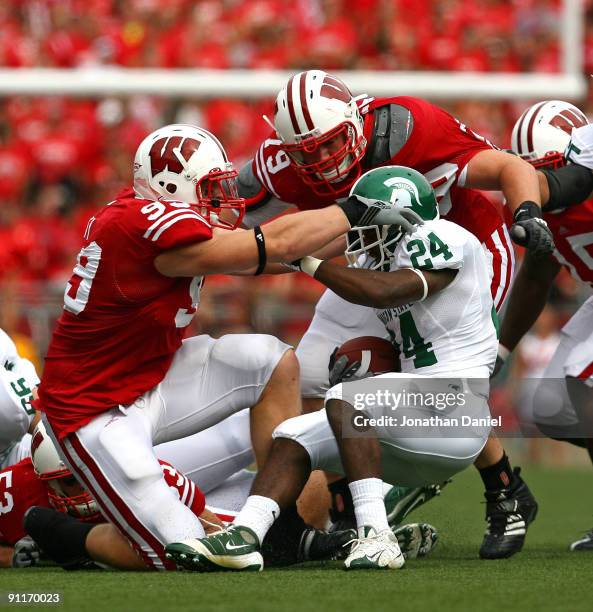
xmin=384 ymin=177 xmax=422 ymax=209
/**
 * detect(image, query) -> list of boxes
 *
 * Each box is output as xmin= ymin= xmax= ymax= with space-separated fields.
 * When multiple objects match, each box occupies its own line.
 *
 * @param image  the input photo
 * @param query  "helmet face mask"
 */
xmin=45 ymin=476 xmax=102 ymax=522
xmin=195 ymin=167 xmax=245 ymax=230
xmin=273 ymin=70 xmax=366 ymax=197
xmin=134 ymin=124 xmax=245 ymax=230
xmin=511 ymin=100 xmax=589 ymax=170
xmin=345 ymin=226 xmax=403 ymax=270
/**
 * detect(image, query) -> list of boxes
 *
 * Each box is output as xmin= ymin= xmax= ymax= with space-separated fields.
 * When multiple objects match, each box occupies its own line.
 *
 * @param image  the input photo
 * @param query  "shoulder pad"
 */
xmin=238 ymin=159 xmax=272 ymax=210
xmin=365 ymin=104 xmax=414 ymax=167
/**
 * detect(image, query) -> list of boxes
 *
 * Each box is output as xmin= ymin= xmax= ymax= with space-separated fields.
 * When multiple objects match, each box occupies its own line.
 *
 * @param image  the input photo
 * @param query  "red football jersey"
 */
xmin=37 ymin=188 xmax=212 ymax=439
xmin=0 ymin=459 xmax=51 ymax=546
xmin=0 ymin=458 xmax=205 ymax=547
xmin=545 ymin=199 xmax=593 ymax=287
xmin=249 ymin=95 xmax=502 ymax=243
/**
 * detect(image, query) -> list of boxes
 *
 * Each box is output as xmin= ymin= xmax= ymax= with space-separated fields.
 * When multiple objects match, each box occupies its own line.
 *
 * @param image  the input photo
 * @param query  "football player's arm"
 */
xmin=310 ymin=261 xmax=456 ymax=309
xmin=155 ymin=206 xmax=351 ymax=277
xmin=464 ymin=149 xmax=554 ymax=255
xmin=463 ymin=149 xmax=541 ymax=212
xmin=85 ymin=523 xmax=147 ymax=570
xmin=498 ymin=253 xmax=561 ymax=353
xmin=0 ymin=545 xmax=14 ymax=568
xmin=232 ymin=235 xmax=348 ymax=276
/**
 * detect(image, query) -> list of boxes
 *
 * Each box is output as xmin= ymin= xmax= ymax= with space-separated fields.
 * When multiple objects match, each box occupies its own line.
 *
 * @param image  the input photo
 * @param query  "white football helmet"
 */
xmin=272 ymin=70 xmax=366 ymax=196
xmin=31 ymin=422 xmax=101 ymax=522
xmin=511 ymin=100 xmax=589 ymax=169
xmin=133 ymin=124 xmax=245 ymax=229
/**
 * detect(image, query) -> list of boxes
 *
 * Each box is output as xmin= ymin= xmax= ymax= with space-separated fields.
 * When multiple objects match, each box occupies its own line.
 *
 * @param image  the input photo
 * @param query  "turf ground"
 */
xmin=1 ymin=464 xmax=592 ymax=612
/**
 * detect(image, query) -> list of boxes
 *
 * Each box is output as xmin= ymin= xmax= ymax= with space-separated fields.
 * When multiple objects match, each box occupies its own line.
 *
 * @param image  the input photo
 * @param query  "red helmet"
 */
xmin=511 ymin=100 xmax=589 ymax=169
xmin=273 ymin=70 xmax=366 ymax=197
xmin=31 ymin=423 xmax=101 ymax=522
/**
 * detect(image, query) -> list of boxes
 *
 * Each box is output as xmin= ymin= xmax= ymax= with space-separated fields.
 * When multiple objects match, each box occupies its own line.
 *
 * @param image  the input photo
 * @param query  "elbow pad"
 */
xmin=542 ymin=164 xmax=593 ymax=212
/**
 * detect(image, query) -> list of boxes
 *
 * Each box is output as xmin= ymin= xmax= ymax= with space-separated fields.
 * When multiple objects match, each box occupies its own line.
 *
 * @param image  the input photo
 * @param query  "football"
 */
xmin=334 ymin=336 xmax=401 ymax=377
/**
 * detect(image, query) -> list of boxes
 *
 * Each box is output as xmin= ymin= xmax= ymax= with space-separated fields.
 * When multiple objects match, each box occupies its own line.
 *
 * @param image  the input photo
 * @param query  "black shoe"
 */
xmin=570 ymin=529 xmax=593 ymax=551
xmin=479 ymin=467 xmax=538 ymax=559
xmin=298 ymin=528 xmax=356 ymax=562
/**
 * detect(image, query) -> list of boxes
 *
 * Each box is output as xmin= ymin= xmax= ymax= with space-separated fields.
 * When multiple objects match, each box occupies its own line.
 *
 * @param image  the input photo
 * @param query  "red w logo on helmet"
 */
xmin=550 ymin=109 xmax=588 ymax=135
xmin=149 ymin=137 xmax=200 ymax=176
xmin=320 ymin=76 xmax=352 ymax=103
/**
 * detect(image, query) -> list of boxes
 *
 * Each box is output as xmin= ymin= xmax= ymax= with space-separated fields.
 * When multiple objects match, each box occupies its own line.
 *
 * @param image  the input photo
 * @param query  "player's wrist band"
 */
xmin=497 ymin=344 xmax=511 ymax=362
xmin=300 ymin=256 xmax=323 ymax=277
xmin=253 ymin=226 xmax=267 ymax=275
xmin=407 ymin=268 xmax=428 ymax=301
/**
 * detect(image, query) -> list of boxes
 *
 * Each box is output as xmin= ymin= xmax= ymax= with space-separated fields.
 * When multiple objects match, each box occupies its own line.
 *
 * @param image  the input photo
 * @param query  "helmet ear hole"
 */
xmin=166 ymin=183 xmax=177 ymax=194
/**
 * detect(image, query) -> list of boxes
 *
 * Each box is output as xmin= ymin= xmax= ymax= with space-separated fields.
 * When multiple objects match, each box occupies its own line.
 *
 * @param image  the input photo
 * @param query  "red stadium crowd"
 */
xmin=0 ymin=0 xmax=565 ymax=72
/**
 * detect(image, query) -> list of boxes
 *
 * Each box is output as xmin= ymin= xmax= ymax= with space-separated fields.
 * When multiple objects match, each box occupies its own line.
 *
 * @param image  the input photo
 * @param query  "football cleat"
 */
xmin=479 ymin=467 xmax=538 ymax=559
xmin=384 ymin=480 xmax=450 ymax=527
xmin=570 ymin=529 xmax=593 ymax=551
xmin=165 ymin=526 xmax=263 ymax=572
xmin=392 ymin=522 xmax=438 ymax=560
xmin=344 ymin=526 xmax=405 ymax=570
xmin=298 ymin=528 xmax=356 ymax=562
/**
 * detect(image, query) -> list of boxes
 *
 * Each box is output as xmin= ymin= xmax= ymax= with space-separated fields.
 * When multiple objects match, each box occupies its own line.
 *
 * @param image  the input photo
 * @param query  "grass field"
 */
xmin=1 ymin=465 xmax=592 ymax=612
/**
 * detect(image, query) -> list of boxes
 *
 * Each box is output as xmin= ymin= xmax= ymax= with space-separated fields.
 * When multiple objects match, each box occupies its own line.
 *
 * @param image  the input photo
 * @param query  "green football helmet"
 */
xmin=345 ymin=166 xmax=438 ymax=270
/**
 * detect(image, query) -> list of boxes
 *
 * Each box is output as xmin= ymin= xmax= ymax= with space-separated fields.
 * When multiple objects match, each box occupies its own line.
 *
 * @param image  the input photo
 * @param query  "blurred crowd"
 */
xmin=0 ymin=0 xmax=568 ymax=72
xmin=0 ymin=1 xmax=592 ymax=456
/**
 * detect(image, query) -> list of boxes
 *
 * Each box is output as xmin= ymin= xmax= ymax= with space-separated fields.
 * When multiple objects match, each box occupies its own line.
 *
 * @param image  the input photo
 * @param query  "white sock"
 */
xmin=349 ymin=478 xmax=389 ymax=534
xmin=233 ymin=495 xmax=280 ymax=544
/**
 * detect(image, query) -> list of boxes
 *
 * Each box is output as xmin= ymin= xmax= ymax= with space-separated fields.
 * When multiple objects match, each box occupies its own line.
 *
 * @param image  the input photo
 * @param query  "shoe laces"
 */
xmin=344 ymin=529 xmax=391 ymax=554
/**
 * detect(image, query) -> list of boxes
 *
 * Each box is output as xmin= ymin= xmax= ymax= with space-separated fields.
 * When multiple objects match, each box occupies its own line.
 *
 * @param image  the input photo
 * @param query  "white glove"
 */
xmin=281 ymin=256 xmax=323 ymax=277
xmin=12 ymin=536 xmax=40 ymax=568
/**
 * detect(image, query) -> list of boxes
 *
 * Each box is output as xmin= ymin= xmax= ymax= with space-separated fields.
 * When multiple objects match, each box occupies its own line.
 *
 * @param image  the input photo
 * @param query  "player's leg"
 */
xmin=24 ymin=506 xmax=147 ymax=570
xmin=165 ymin=409 xmax=341 ymax=571
xmin=44 ymin=408 xmax=205 ymax=571
xmin=296 ymin=289 xmax=430 ymax=525
xmin=154 ymin=409 xmax=254 ymax=494
xmin=530 ymin=312 xmax=593 ymax=551
xmin=323 ymin=397 xmax=404 ymax=570
xmin=147 ymin=334 xmax=297 ymax=468
xmin=476 ymin=224 xmax=538 ymax=558
xmin=296 ymin=288 xmax=388 ymax=413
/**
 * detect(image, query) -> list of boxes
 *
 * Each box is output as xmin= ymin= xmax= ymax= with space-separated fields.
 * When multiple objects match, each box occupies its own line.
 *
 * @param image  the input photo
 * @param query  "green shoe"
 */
xmin=392 ymin=523 xmax=438 ymax=559
xmin=384 ymin=480 xmax=451 ymax=526
xmin=165 ymin=526 xmax=263 ymax=572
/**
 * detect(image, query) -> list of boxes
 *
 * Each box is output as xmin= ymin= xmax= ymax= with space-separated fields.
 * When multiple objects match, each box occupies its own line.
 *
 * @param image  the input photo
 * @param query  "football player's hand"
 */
xmin=281 ymin=256 xmax=323 ymax=277
xmin=282 ymin=260 xmax=302 ymax=273
xmin=328 ymin=348 xmax=362 ymax=387
xmin=12 ymin=536 xmax=40 ymax=568
xmin=509 ymin=202 xmax=554 ymax=257
xmin=339 ymin=196 xmax=424 ymax=232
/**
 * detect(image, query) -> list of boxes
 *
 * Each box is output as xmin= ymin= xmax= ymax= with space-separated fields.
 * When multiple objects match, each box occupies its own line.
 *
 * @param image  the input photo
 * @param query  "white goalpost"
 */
xmin=0 ymin=0 xmax=585 ymax=100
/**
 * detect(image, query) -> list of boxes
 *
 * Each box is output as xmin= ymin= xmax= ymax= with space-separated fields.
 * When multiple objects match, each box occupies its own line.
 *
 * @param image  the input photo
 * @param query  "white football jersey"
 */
xmin=375 ymin=219 xmax=498 ymax=377
xmin=0 ymin=328 xmax=40 ymax=465
xmin=565 ymin=123 xmax=593 ymax=169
